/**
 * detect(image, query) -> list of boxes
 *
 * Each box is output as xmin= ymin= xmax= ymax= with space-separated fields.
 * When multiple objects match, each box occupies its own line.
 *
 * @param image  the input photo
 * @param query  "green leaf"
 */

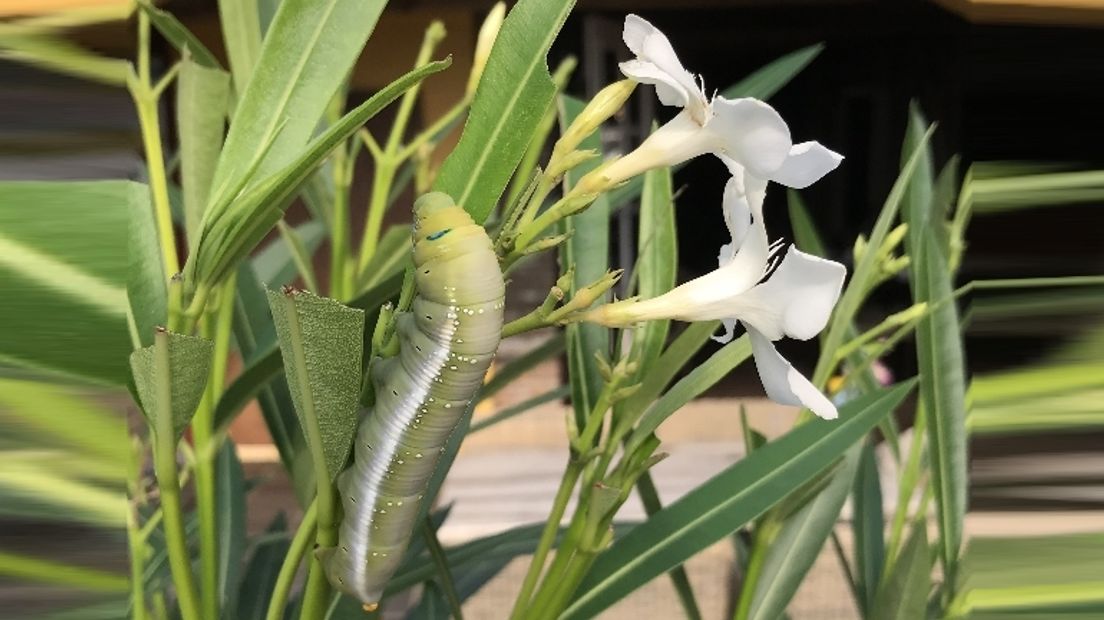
xmin=209 ymin=0 xmax=387 ymax=195
xmin=744 ymin=446 xmax=860 ymax=620
xmin=627 ymin=335 xmax=751 ymax=451
xmin=0 ymin=550 xmax=128 ymax=593
xmin=356 ymin=224 xmax=412 ymax=292
xmin=561 ymin=95 xmax=611 ymax=427
xmin=872 ymin=522 xmax=931 ymax=620
xmin=0 ymin=181 xmax=132 ymax=385
xmin=434 ymin=0 xmax=575 ymax=222
xmin=721 ymin=44 xmax=824 ymax=100
xmin=128 ymin=183 xmax=166 ymax=349
xmin=129 ymin=329 xmax=213 ymax=442
xmin=913 ymin=232 xmax=967 ymax=583
xmin=135 ymin=0 xmax=220 ymax=69
xmin=253 ymin=220 xmax=327 ymax=287
xmin=900 ymin=103 xmax=937 ymax=271
xmin=276 ymin=220 xmax=319 ymax=291
xmin=216 ymin=269 xmax=400 ymax=434
xmin=225 ymin=261 xmax=304 ymax=475
xmin=620 ymin=321 xmax=720 ymax=418
xmin=0 ymin=30 xmax=128 ymax=86
xmin=216 ymin=439 xmax=247 ymax=611
xmin=787 ymin=189 xmax=828 ymax=256
xmin=177 ymin=54 xmax=231 ymax=246
xmin=191 ymin=59 xmax=450 ymax=290
xmin=267 ymin=288 xmax=364 ymax=480
xmin=634 ymin=162 xmax=677 ymax=369
xmin=234 ymin=515 xmax=290 ymax=620
xmin=852 ymin=440 xmax=886 ymax=614
xmin=217 ymin=0 xmax=263 ymax=91
xmin=563 ymin=381 xmax=917 ymax=619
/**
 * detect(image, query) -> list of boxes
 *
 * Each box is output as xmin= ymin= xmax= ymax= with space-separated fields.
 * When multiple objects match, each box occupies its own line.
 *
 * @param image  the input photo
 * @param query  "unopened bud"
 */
xmin=558 ymin=270 xmax=623 ymax=316
xmin=880 ymin=223 xmax=908 ymax=258
xmin=547 ymin=149 xmax=599 ymax=180
xmin=553 ymin=79 xmax=637 ymax=160
xmin=883 ymin=255 xmax=910 ymax=275
xmin=889 ymin=302 xmax=927 ymax=326
xmin=522 ymin=232 xmax=572 ymax=256
xmin=613 ymin=383 xmax=642 ymax=401
xmin=466 ymin=2 xmax=506 ymax=96
xmin=594 ymin=353 xmax=613 ymax=381
xmin=853 ymin=234 xmax=868 ymax=263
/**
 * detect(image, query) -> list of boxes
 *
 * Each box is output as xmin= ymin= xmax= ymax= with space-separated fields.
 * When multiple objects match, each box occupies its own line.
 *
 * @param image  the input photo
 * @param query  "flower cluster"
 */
xmin=587 ymin=15 xmax=847 ymax=420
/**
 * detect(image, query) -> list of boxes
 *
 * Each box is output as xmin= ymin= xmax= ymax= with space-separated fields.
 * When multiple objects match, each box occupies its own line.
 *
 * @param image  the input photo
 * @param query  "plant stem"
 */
xmin=330 ymin=142 xmax=351 ymax=301
xmin=150 ymin=332 xmax=202 ymax=620
xmin=356 ymin=157 xmax=396 ymax=275
xmin=421 ymin=517 xmax=465 ymax=620
xmin=279 ymin=292 xmax=339 ymax=620
xmin=132 ymin=11 xmax=181 ymax=320
xmin=126 ymin=441 xmax=148 ymax=620
xmin=510 ymin=460 xmax=583 ymax=619
xmin=266 ymin=501 xmax=318 ymax=620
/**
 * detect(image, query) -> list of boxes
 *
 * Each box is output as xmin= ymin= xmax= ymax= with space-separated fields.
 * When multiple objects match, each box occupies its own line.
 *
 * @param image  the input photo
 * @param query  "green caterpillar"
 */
xmin=320 ymin=192 xmax=506 ymax=607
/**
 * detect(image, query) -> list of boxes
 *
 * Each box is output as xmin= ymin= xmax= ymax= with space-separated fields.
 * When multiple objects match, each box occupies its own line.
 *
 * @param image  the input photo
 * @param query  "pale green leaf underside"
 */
xmin=129 ymin=330 xmax=214 ymax=442
xmin=266 ymin=289 xmax=364 ymax=480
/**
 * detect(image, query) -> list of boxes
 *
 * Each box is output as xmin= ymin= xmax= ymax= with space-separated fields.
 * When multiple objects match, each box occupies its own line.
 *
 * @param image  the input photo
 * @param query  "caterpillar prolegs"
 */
xmin=320 ymin=192 xmax=506 ymax=606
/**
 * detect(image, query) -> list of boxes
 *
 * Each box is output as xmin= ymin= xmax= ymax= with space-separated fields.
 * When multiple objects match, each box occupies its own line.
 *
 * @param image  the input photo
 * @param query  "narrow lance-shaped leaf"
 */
xmin=563 ymin=381 xmax=917 ymax=620
xmin=560 ymin=94 xmax=611 ymax=426
xmin=721 ymin=43 xmax=824 ymax=100
xmin=267 ymin=288 xmax=364 ymax=480
xmin=871 ymin=522 xmax=931 ymax=620
xmin=128 ymin=183 xmax=166 ymax=349
xmin=177 ymin=54 xmax=230 ymax=247
xmin=0 ymin=181 xmax=132 ymax=385
xmin=217 ymin=0 xmax=262 ymax=92
xmin=634 ymin=161 xmax=677 ymax=369
xmin=209 ymin=0 xmax=387 ymax=195
xmin=130 ymin=329 xmax=213 ymax=442
xmin=852 ymin=439 xmax=887 ymax=614
xmin=216 ymin=439 xmax=247 ymax=610
xmin=234 ymin=515 xmax=290 ymax=620
xmin=744 ymin=445 xmax=860 ymax=620
xmin=135 ymin=0 xmax=221 ymax=68
xmin=913 ymin=232 xmax=967 ymax=584
xmin=190 ymin=59 xmax=450 ymax=291
xmin=434 ymin=0 xmax=576 ymax=222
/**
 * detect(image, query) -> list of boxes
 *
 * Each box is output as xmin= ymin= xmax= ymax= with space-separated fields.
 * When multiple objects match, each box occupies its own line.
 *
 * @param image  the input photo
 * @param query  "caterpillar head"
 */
xmin=412 ymin=192 xmax=475 ymax=245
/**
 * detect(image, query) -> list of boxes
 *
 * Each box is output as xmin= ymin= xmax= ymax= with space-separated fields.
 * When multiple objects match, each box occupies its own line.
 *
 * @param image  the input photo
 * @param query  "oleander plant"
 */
xmin=2 ymin=1 xmax=1103 ymax=619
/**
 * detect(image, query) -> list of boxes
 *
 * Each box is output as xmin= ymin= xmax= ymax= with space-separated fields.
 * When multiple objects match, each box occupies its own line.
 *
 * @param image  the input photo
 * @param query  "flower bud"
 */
xmin=879 ymin=223 xmax=909 ymax=258
xmin=466 ymin=2 xmax=506 ymax=96
xmin=552 ymin=79 xmax=637 ymax=162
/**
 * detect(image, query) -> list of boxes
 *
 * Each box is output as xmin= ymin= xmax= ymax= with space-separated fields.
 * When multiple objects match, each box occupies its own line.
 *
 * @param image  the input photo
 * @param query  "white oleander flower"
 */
xmin=587 ymin=168 xmax=846 ymax=419
xmin=577 ymin=14 xmax=842 ymax=195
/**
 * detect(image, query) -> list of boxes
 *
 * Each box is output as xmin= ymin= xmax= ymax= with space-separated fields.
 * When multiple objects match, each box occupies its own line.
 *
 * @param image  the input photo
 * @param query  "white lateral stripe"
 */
xmin=0 ymin=231 xmax=127 ymax=316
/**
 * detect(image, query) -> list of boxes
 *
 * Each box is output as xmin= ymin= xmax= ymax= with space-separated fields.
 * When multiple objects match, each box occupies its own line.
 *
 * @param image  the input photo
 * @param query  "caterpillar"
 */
xmin=320 ymin=192 xmax=506 ymax=607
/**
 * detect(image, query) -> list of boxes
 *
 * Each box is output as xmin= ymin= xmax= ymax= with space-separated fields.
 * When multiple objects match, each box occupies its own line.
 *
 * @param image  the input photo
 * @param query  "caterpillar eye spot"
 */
xmin=426 ymin=228 xmax=451 ymax=240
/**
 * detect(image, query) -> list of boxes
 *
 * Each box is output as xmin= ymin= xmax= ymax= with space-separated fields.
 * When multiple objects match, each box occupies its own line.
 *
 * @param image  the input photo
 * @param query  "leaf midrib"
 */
xmin=452 ymin=4 xmax=572 ymax=208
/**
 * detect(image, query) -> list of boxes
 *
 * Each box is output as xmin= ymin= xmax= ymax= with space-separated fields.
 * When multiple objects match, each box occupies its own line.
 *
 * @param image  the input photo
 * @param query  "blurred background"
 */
xmin=2 ymin=0 xmax=1102 ymax=617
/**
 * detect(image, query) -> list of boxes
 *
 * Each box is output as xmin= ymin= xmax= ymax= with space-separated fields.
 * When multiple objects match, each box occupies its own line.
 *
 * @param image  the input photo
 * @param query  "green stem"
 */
xmin=280 ymin=293 xmax=339 ymax=620
xmin=151 ymin=332 xmax=202 ymax=620
xmin=733 ymin=522 xmax=778 ymax=620
xmin=192 ymin=314 xmax=218 ymax=620
xmin=422 ymin=517 xmax=465 ymax=620
xmin=130 ymin=20 xmax=181 ymax=329
xmin=510 ymin=460 xmax=583 ymax=619
xmin=266 ymin=501 xmax=318 ymax=620
xmin=525 ymin=509 xmax=588 ymax=615
xmin=126 ymin=438 xmax=148 ymax=620
xmin=330 ymin=142 xmax=351 ymax=300
xmin=356 ymin=157 xmax=397 ymax=275
xmin=396 ymin=96 xmax=470 ymax=162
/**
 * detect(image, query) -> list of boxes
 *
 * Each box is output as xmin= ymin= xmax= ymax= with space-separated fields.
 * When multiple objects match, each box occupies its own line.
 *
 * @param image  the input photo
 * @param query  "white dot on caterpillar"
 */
xmin=449 ymin=365 xmax=457 ymax=370
xmin=415 ymin=453 xmax=423 ymax=459
xmin=444 ymin=403 xmax=452 ymax=409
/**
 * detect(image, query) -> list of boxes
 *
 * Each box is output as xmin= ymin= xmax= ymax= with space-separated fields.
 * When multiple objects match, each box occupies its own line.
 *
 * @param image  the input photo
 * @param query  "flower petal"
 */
xmin=721 ymin=176 xmax=752 ymax=253
xmin=619 ymin=59 xmax=690 ymax=108
xmin=708 ymin=97 xmax=792 ymax=178
xmin=747 ymin=327 xmax=838 ymax=419
xmin=736 ymin=246 xmax=846 ymax=341
xmin=770 ymin=141 xmax=844 ymax=189
xmin=621 ymin=14 xmax=707 ymax=120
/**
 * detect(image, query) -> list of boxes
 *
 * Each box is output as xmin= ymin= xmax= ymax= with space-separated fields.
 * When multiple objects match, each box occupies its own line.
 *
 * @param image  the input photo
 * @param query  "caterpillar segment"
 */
xmin=321 ymin=192 xmax=506 ymax=606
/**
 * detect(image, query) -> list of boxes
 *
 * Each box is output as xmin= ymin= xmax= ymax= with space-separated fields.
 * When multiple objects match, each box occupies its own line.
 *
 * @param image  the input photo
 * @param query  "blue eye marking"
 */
xmin=427 ymin=229 xmax=451 ymax=241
